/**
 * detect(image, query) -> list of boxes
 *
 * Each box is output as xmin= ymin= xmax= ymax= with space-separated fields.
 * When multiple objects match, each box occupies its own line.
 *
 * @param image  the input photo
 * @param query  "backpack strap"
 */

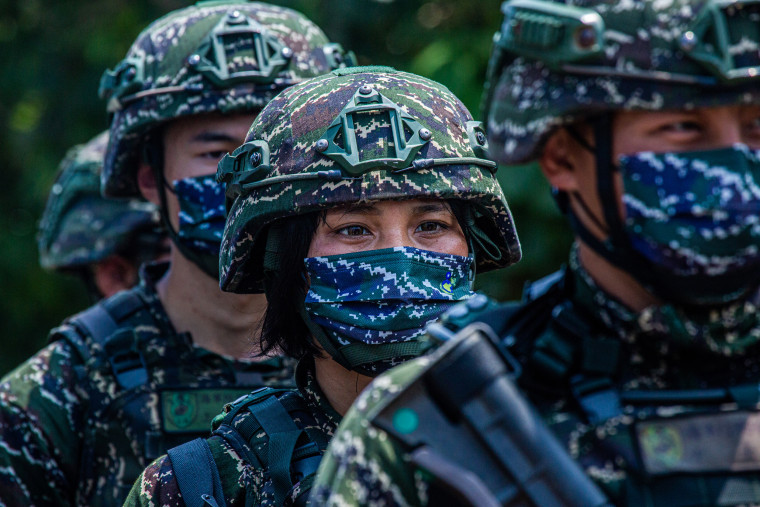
xmin=248 ymin=396 xmax=305 ymax=506
xmin=50 ymin=289 xmax=150 ymax=389
xmin=211 ymin=388 xmax=326 ymax=506
xmin=503 ymin=268 xmax=625 ymax=423
xmin=167 ymin=438 xmax=226 ymax=507
xmin=64 ymin=302 xmax=120 ymax=347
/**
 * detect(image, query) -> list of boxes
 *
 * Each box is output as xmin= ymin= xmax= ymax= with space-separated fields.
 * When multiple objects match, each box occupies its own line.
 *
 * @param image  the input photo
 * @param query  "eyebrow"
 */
xmin=191 ymin=131 xmax=241 ymax=143
xmin=411 ymin=203 xmax=451 ymax=215
xmin=338 ymin=203 xmax=381 ymax=216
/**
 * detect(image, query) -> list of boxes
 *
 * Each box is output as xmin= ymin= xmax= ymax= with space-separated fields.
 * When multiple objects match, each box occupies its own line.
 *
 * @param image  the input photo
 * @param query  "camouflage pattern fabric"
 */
xmin=124 ymin=358 xmax=340 ymax=507
xmin=483 ymin=0 xmax=760 ymax=164
xmin=304 ymin=246 xmax=476 ymax=375
xmin=174 ymin=174 xmax=227 ymax=255
xmin=218 ymin=67 xmax=520 ymax=294
xmin=311 ymin=245 xmax=760 ymax=506
xmin=37 ymin=130 xmax=161 ymax=271
xmin=309 ymin=357 xmax=433 ymax=506
xmin=620 ymin=145 xmax=760 ymax=279
xmin=305 ymin=246 xmax=474 ymax=345
xmin=0 ymin=262 xmax=295 ymax=506
xmin=101 ymin=1 xmax=351 ymax=198
xmin=618 ymin=144 xmax=760 ymax=307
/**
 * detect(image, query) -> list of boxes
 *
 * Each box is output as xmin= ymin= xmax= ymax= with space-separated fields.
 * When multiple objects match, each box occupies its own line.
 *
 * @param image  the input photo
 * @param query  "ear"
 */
xmin=539 ymin=129 xmax=582 ymax=193
xmin=137 ymin=162 xmax=160 ymax=205
xmin=92 ymin=255 xmax=139 ymax=299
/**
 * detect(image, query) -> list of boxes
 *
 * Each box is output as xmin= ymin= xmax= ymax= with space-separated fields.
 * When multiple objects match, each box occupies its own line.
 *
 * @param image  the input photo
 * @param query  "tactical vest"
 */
xmin=50 ymin=287 xmax=294 ymax=505
xmin=167 ymin=387 xmax=328 ymax=507
xmin=506 ymin=269 xmax=760 ymax=507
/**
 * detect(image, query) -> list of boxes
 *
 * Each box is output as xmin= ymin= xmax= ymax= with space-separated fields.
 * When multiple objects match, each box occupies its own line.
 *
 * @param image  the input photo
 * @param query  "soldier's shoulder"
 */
xmin=123 ymin=454 xmax=182 ymax=507
xmin=49 ymin=285 xmax=159 ymax=353
xmin=350 ymin=357 xmax=432 ymax=424
xmin=1 ymin=337 xmax=86 ymax=405
xmin=210 ymin=386 xmax=303 ymax=453
xmin=310 ymin=361 xmax=428 ymax=506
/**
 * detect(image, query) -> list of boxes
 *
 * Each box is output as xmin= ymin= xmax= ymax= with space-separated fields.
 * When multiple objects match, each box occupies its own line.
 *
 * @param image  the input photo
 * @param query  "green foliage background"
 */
xmin=0 ymin=0 xmax=572 ymax=375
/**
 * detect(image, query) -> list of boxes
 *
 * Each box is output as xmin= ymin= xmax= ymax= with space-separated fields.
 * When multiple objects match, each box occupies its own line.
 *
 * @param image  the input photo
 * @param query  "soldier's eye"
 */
xmin=337 ymin=225 xmax=370 ymax=237
xmin=200 ymin=150 xmax=229 ymax=160
xmin=659 ymin=121 xmax=702 ymax=134
xmin=416 ymin=221 xmax=446 ymax=233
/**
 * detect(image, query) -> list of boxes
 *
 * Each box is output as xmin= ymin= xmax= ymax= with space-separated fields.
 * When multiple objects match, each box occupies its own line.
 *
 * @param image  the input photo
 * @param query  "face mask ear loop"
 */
xmin=565 ymin=125 xmax=596 ymax=153
xmin=593 ymin=114 xmax=629 ymax=249
xmin=145 ymin=136 xmax=220 ymax=279
xmin=569 ymin=190 xmax=610 ymax=236
xmin=553 ymin=125 xmax=609 ymax=237
xmin=560 ymin=116 xmax=639 ymax=272
xmin=143 ymin=136 xmax=177 ymax=242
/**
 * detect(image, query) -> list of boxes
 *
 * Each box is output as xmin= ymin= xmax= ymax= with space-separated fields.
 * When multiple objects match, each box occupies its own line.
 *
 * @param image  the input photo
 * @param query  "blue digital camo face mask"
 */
xmin=303 ymin=246 xmax=475 ymax=375
xmin=619 ymin=144 xmax=760 ymax=306
xmin=172 ymin=174 xmax=227 ymax=279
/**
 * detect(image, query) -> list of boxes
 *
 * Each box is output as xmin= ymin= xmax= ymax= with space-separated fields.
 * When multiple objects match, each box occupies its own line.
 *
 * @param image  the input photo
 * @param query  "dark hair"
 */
xmin=258 ymin=212 xmax=323 ymax=360
xmin=257 ymin=200 xmax=472 ymax=361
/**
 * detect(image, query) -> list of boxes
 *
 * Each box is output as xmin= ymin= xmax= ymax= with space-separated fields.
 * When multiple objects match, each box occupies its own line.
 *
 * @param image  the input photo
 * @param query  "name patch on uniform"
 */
xmin=636 ymin=411 xmax=760 ymax=475
xmin=161 ymin=388 xmax=254 ymax=433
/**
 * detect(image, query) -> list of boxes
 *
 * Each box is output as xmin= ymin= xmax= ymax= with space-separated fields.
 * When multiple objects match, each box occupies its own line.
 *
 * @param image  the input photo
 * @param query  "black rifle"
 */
xmin=371 ymin=322 xmax=611 ymax=507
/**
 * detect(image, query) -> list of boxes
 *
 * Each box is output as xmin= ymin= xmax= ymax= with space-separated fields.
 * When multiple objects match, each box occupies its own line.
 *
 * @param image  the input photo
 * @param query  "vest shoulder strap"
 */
xmin=210 ymin=388 xmax=326 ymax=506
xmin=501 ymin=268 xmax=625 ymax=423
xmin=49 ymin=289 xmax=151 ymax=389
xmin=167 ymin=438 xmax=226 ymax=507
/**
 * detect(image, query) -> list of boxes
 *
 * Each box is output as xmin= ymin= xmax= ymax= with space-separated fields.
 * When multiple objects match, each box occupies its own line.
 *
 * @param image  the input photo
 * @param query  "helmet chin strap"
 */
xmin=559 ymin=115 xmax=625 ymax=263
xmin=560 ymin=115 xmax=712 ymax=307
xmin=143 ymin=138 xmax=220 ymax=281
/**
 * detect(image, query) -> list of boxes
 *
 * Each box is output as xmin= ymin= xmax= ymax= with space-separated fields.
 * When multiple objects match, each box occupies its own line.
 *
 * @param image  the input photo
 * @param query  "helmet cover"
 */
xmin=218 ymin=66 xmax=522 ymax=293
xmin=101 ymin=0 xmax=354 ymax=197
xmin=483 ymin=0 xmax=760 ymax=163
xmin=38 ymin=131 xmax=161 ymax=271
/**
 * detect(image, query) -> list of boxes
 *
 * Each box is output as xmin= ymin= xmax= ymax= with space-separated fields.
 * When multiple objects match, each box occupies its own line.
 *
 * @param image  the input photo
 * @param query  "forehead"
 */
xmin=325 ymin=198 xmax=452 ymax=216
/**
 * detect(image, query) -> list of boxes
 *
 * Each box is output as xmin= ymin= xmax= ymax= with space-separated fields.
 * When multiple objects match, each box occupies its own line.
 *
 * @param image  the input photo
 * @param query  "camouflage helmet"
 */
xmin=217 ymin=66 xmax=522 ymax=294
xmin=483 ymin=0 xmax=760 ymax=164
xmin=38 ymin=131 xmax=162 ymax=271
xmin=100 ymin=0 xmax=354 ymax=198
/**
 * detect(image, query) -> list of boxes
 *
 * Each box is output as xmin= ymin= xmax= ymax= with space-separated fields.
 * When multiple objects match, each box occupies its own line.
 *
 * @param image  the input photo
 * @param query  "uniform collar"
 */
xmin=295 ymin=357 xmax=342 ymax=435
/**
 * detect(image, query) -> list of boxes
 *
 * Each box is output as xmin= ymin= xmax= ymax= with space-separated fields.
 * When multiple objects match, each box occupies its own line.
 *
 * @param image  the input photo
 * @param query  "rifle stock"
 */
xmin=371 ymin=323 xmax=611 ymax=507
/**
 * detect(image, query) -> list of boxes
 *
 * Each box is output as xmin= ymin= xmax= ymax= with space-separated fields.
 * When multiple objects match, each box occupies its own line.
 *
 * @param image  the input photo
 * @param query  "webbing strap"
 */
xmin=571 ymin=376 xmax=623 ymax=424
xmin=248 ymin=395 xmax=304 ymax=506
xmin=167 ymin=438 xmax=226 ymax=507
xmin=66 ymin=303 xmax=119 ymax=345
xmin=55 ymin=290 xmax=150 ymax=389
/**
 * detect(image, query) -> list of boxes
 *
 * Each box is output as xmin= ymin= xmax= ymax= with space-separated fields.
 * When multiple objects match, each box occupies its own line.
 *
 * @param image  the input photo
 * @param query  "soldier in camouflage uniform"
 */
xmin=311 ymin=1 xmax=760 ymax=506
xmin=38 ymin=130 xmax=168 ymax=300
xmin=124 ymin=66 xmax=521 ymax=506
xmin=0 ymin=3 xmax=351 ymax=505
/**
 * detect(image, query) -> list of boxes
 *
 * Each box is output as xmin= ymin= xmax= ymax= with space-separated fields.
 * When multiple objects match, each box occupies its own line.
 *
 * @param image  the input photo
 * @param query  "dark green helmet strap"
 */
xmin=263 ymin=222 xmax=284 ymax=274
xmin=593 ymin=115 xmax=627 ymax=248
xmin=461 ymin=205 xmax=502 ymax=265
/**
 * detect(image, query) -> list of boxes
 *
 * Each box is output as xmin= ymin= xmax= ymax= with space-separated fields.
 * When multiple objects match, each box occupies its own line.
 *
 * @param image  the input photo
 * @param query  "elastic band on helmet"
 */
xmin=393 ymin=157 xmax=498 ymax=174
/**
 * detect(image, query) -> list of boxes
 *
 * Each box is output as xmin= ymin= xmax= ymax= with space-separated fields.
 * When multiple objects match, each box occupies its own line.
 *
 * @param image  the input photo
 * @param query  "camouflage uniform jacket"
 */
xmin=311 ymin=249 xmax=760 ymax=506
xmin=125 ymin=357 xmax=341 ymax=506
xmin=0 ymin=262 xmax=294 ymax=507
